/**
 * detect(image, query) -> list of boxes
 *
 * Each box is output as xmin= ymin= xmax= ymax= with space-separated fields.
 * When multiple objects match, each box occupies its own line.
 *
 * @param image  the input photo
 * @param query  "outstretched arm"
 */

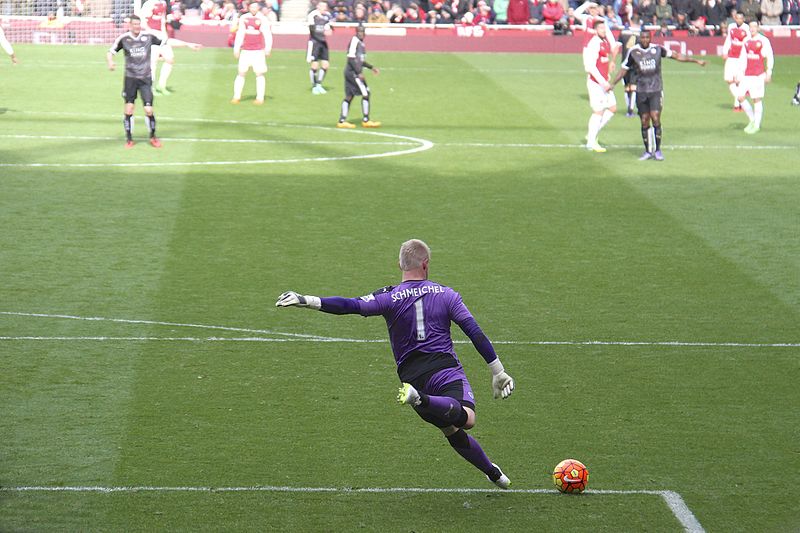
xmin=671 ymin=52 xmax=706 ymax=66
xmin=276 ymin=291 xmax=384 ymax=316
xmin=165 ymin=38 xmax=202 ymax=50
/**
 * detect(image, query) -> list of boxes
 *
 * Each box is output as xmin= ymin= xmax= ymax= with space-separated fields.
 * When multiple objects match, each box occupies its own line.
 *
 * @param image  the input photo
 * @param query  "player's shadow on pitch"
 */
xmin=0 ymin=108 xmax=7 ymax=115
xmin=240 ymin=95 xmax=275 ymax=102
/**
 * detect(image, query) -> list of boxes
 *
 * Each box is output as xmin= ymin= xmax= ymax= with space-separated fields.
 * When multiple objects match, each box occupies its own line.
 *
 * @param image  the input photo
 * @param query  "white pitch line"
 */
xmin=0 ymin=485 xmax=704 ymax=531
xmin=0 ymin=134 xmax=415 ymax=146
xmin=1 ymin=311 xmax=798 ymax=348
xmin=0 ymin=311 xmax=342 ymax=342
xmin=0 ymin=115 xmax=435 ymax=167
xmin=0 ymin=336 xmax=798 ymax=348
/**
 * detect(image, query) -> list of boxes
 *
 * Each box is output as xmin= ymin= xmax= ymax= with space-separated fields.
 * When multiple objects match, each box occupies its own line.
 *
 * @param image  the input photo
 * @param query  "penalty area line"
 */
xmin=0 ymin=485 xmax=704 ymax=532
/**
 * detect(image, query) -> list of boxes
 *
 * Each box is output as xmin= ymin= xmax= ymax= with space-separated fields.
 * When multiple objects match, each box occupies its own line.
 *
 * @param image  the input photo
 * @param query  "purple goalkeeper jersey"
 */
xmin=320 ymin=280 xmax=498 ymax=381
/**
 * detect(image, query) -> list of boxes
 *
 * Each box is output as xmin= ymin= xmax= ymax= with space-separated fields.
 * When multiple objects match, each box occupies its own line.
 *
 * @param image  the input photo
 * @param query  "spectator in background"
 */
xmin=428 ymin=0 xmax=455 ymax=22
xmin=474 ymin=0 xmax=497 ymax=23
xmin=200 ymin=0 xmax=216 ymax=18
xmin=221 ymin=1 xmax=238 ymax=20
xmin=638 ymin=0 xmax=657 ymax=25
xmin=405 ymin=2 xmax=424 ymax=21
xmin=388 ymin=3 xmax=405 ymax=21
xmin=368 ymin=0 xmax=389 ymax=21
xmin=674 ymin=11 xmax=691 ymax=27
xmin=332 ymin=0 xmax=352 ymax=21
xmin=783 ymin=0 xmax=799 ymax=23
xmin=506 ymin=0 xmax=530 ymax=23
xmin=738 ymin=0 xmax=760 ymax=20
xmin=760 ymin=0 xmax=782 ymax=23
xmin=718 ymin=18 xmax=728 ymax=34
xmin=604 ymin=4 xmax=623 ymax=27
xmin=655 ymin=0 xmax=673 ymax=23
xmin=618 ymin=0 xmax=635 ymax=26
xmin=447 ymin=0 xmax=471 ymax=19
xmin=543 ymin=0 xmax=565 ymax=23
xmin=565 ymin=6 xmax=580 ymax=27
xmin=529 ymin=0 xmax=544 ymax=23
xmin=704 ymin=0 xmax=727 ymax=24
xmin=261 ymin=2 xmax=278 ymax=20
xmin=656 ymin=20 xmax=673 ymax=33
xmin=353 ymin=2 xmax=368 ymax=22
xmin=493 ymin=0 xmax=509 ymax=21
xmin=673 ymin=0 xmax=702 ymax=19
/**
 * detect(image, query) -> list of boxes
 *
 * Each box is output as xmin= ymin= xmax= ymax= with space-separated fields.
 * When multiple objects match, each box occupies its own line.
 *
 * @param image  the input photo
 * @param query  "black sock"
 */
xmin=641 ymin=127 xmax=650 ymax=152
xmin=123 ymin=114 xmax=133 ymax=141
xmin=654 ymin=125 xmax=662 ymax=151
xmin=145 ymin=114 xmax=156 ymax=138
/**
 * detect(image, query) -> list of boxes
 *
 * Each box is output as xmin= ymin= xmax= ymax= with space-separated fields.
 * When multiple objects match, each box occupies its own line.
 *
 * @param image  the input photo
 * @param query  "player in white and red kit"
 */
xmin=232 ymin=0 xmax=273 ymax=105
xmin=738 ymin=21 xmax=774 ymax=134
xmin=0 ymin=26 xmax=18 ymax=64
xmin=583 ymin=20 xmax=618 ymax=153
xmin=722 ymin=12 xmax=751 ymax=112
xmin=138 ymin=0 xmax=177 ymax=94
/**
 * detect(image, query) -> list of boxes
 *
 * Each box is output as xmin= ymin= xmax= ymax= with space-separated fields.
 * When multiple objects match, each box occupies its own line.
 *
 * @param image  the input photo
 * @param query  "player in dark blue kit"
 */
xmin=336 ymin=25 xmax=381 ymax=128
xmin=276 ymin=239 xmax=515 ymax=488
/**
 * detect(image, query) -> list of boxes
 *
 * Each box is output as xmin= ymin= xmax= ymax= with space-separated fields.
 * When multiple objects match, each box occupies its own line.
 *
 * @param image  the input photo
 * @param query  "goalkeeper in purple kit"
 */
xmin=276 ymin=239 xmax=515 ymax=488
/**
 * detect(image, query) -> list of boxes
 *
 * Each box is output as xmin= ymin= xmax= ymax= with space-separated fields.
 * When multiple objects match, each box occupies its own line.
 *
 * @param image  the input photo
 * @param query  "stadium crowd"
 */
xmin=312 ymin=0 xmax=798 ymax=26
xmin=9 ymin=0 xmax=796 ymax=25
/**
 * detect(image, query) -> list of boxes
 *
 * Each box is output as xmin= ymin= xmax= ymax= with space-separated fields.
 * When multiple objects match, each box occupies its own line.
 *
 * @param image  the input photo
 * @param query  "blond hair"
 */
xmin=399 ymin=239 xmax=430 ymax=271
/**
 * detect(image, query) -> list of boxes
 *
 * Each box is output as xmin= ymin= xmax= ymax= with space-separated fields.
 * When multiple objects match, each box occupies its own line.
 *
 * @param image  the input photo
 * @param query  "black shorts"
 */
xmin=307 ymin=39 xmax=329 ymax=62
xmin=123 ymin=76 xmax=154 ymax=106
xmin=344 ymin=73 xmax=369 ymax=99
xmin=636 ymin=91 xmax=663 ymax=115
xmin=623 ymin=71 xmax=637 ymax=88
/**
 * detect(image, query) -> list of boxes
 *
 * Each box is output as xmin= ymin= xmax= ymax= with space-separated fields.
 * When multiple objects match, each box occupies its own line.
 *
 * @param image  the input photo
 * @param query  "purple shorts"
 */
xmin=411 ymin=365 xmax=475 ymax=411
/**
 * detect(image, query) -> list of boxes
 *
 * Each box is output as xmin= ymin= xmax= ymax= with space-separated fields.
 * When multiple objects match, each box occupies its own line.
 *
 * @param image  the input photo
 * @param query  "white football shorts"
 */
xmin=740 ymin=74 xmax=766 ymax=100
xmin=723 ymin=56 xmax=745 ymax=83
xmin=239 ymin=49 xmax=268 ymax=74
xmin=587 ymin=77 xmax=616 ymax=112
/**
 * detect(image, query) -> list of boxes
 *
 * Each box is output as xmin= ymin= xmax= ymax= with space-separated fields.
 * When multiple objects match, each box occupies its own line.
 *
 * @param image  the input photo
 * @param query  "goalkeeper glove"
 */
xmin=488 ymin=359 xmax=515 ymax=400
xmin=275 ymin=291 xmax=322 ymax=310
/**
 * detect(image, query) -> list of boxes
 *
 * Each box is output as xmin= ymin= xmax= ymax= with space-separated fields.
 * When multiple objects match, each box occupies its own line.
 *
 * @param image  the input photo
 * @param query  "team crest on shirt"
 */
xmin=650 ymin=48 xmax=657 ymax=55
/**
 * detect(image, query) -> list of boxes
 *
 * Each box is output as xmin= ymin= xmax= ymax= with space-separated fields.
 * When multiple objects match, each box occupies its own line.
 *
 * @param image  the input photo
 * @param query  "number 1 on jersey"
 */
xmin=414 ymin=299 xmax=426 ymax=340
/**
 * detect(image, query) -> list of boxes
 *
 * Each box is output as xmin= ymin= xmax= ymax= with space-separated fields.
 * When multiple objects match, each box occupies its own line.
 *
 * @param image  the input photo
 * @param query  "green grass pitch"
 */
xmin=1 ymin=44 xmax=799 ymax=531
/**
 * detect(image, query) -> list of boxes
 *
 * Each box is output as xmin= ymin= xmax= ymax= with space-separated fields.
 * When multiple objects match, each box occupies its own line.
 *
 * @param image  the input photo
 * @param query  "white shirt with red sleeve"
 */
xmin=234 ymin=13 xmax=273 ymax=53
xmin=743 ymin=33 xmax=774 ymax=77
xmin=583 ymin=34 xmax=611 ymax=85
